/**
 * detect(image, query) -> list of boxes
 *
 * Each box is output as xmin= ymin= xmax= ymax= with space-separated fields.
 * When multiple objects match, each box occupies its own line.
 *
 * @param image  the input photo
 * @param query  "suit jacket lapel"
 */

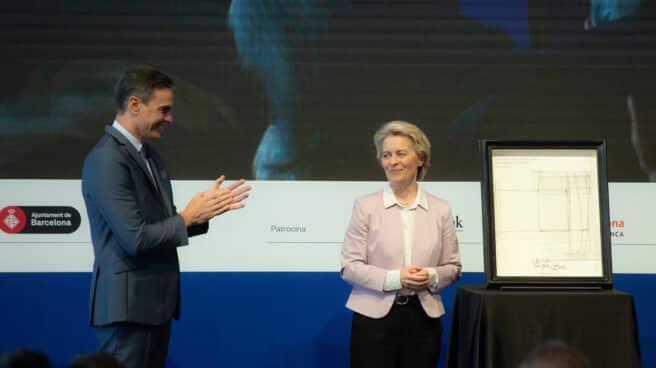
xmin=105 ymin=126 xmax=154 ymax=187
xmin=146 ymin=147 xmax=174 ymax=216
xmin=105 ymin=126 xmax=171 ymax=214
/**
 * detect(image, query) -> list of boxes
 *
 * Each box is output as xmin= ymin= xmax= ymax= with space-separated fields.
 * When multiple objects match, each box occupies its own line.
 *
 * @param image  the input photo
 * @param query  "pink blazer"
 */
xmin=340 ymin=190 xmax=462 ymax=318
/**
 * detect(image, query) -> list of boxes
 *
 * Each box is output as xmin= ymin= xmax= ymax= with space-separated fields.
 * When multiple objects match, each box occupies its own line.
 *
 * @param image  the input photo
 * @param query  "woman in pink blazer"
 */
xmin=340 ymin=121 xmax=462 ymax=368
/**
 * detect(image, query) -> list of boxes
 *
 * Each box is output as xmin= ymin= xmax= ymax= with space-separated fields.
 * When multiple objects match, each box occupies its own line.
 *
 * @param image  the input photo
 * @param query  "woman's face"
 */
xmin=379 ymin=135 xmax=423 ymax=187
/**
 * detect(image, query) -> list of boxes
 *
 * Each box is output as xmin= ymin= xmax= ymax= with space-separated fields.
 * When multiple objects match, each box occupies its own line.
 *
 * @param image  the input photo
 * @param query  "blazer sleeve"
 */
xmin=187 ymin=221 xmax=209 ymax=237
xmin=340 ymin=198 xmax=389 ymax=292
xmin=84 ymin=150 xmax=190 ymax=257
xmin=426 ymin=204 xmax=462 ymax=293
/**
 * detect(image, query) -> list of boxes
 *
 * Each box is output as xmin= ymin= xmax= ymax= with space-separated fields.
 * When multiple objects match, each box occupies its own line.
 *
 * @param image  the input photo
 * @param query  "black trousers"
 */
xmin=350 ymin=297 xmax=442 ymax=368
xmin=94 ymin=321 xmax=171 ymax=368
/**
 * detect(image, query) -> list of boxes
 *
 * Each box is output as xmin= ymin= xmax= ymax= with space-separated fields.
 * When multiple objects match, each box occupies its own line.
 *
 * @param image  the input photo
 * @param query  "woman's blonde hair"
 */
xmin=373 ymin=120 xmax=431 ymax=180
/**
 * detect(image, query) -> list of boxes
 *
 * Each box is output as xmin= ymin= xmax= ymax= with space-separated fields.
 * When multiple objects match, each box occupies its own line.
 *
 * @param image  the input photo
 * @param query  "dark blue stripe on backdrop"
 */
xmin=0 ymin=272 xmax=654 ymax=367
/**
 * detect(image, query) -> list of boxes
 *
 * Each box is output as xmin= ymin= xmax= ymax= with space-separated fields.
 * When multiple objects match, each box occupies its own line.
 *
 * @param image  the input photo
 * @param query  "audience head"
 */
xmin=519 ymin=340 xmax=591 ymax=368
xmin=69 ymin=351 xmax=124 ymax=368
xmin=0 ymin=348 xmax=50 ymax=368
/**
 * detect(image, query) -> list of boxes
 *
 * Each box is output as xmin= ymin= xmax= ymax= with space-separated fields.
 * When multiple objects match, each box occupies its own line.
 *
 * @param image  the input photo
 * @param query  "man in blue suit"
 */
xmin=81 ymin=67 xmax=251 ymax=368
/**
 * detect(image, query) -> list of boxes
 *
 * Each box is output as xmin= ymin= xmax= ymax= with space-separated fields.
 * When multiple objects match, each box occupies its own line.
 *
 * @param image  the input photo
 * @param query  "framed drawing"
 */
xmin=480 ymin=140 xmax=613 ymax=289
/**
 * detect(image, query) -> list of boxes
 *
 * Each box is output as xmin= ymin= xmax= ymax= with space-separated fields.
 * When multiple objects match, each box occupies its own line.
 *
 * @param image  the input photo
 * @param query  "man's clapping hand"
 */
xmin=179 ymin=176 xmax=252 ymax=226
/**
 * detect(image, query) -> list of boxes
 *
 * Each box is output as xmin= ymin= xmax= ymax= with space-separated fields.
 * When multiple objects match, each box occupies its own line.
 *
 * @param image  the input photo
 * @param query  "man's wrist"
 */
xmin=179 ymin=210 xmax=193 ymax=227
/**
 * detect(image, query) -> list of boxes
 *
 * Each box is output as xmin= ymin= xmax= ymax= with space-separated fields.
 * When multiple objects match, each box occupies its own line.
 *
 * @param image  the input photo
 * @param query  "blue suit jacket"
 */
xmin=82 ymin=125 xmax=208 ymax=326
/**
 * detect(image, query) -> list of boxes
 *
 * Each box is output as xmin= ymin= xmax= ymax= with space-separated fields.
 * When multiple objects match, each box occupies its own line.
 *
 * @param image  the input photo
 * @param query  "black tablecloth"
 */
xmin=446 ymin=285 xmax=641 ymax=368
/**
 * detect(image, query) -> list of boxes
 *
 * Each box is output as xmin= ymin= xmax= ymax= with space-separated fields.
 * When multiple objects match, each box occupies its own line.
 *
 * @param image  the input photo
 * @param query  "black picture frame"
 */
xmin=481 ymin=140 xmax=613 ymax=289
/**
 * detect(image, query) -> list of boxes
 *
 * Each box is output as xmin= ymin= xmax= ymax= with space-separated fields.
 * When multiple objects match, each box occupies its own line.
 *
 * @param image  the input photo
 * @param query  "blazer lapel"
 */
xmin=412 ymin=207 xmax=435 ymax=263
xmin=105 ymin=126 xmax=171 ymax=214
xmin=105 ymin=126 xmax=154 ymax=188
xmin=145 ymin=147 xmax=174 ymax=216
xmin=380 ymin=204 xmax=405 ymax=268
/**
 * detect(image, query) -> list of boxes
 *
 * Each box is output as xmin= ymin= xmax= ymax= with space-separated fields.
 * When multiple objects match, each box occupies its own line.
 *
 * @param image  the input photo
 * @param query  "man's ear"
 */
xmin=127 ymin=96 xmax=141 ymax=114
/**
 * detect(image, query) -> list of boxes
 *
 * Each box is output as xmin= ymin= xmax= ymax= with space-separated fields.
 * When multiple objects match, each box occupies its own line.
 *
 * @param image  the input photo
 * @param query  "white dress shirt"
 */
xmin=382 ymin=185 xmax=439 ymax=292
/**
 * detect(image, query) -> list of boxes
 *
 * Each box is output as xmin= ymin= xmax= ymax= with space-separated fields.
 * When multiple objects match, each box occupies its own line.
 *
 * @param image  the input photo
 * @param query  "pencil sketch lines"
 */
xmin=494 ymin=170 xmax=595 ymax=259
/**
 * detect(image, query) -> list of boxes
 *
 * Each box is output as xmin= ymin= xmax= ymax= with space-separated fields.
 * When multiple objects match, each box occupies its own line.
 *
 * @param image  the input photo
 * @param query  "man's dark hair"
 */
xmin=114 ymin=66 xmax=174 ymax=114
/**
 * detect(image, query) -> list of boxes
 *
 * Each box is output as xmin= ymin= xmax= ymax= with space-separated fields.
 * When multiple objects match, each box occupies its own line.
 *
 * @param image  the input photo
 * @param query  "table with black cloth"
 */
xmin=446 ymin=285 xmax=641 ymax=368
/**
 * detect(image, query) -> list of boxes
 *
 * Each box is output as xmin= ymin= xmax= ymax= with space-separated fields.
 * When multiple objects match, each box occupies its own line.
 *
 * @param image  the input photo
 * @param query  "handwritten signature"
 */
xmin=532 ymin=258 xmax=567 ymax=272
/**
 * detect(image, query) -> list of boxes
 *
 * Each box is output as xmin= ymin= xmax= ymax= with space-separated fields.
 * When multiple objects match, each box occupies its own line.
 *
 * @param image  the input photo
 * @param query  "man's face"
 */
xmin=135 ymin=88 xmax=174 ymax=141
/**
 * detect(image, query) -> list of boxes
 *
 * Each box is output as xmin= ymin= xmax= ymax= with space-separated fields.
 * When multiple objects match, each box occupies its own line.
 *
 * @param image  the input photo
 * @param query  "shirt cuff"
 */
xmin=427 ymin=268 xmax=439 ymax=289
xmin=383 ymin=270 xmax=403 ymax=291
